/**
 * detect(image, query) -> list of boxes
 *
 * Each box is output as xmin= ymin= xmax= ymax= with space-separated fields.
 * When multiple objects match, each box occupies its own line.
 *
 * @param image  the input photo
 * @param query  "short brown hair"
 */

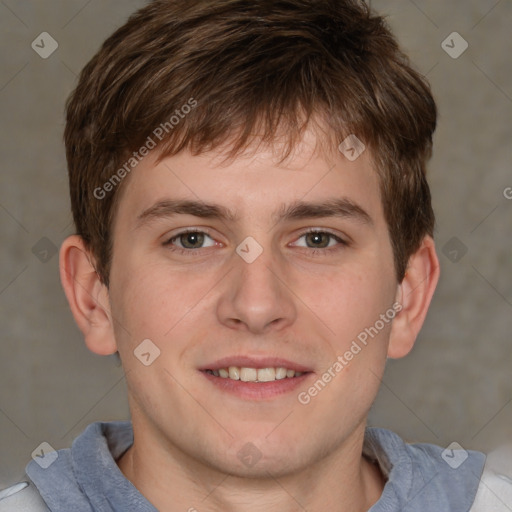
xmin=64 ymin=0 xmax=437 ymax=287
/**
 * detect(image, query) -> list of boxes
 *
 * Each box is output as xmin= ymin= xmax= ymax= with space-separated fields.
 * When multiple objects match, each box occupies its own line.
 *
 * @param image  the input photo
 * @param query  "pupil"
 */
xmin=182 ymin=232 xmax=204 ymax=248
xmin=307 ymin=232 xmax=328 ymax=248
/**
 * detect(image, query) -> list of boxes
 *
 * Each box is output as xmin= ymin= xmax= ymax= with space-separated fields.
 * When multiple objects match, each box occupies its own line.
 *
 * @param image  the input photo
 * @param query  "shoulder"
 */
xmin=364 ymin=428 xmax=487 ymax=510
xmin=0 ymin=481 xmax=49 ymax=511
xmin=470 ymin=446 xmax=512 ymax=512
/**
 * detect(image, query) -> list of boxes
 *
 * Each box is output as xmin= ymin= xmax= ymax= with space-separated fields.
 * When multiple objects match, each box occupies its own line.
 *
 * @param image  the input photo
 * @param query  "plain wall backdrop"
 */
xmin=0 ymin=0 xmax=511 ymax=487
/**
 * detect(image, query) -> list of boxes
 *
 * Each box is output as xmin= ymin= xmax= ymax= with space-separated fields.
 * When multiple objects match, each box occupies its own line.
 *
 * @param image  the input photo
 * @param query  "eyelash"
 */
xmin=162 ymin=228 xmax=348 ymax=257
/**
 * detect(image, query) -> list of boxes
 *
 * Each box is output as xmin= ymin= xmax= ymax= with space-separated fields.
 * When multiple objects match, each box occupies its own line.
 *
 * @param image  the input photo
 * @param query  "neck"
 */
xmin=117 ymin=417 xmax=385 ymax=512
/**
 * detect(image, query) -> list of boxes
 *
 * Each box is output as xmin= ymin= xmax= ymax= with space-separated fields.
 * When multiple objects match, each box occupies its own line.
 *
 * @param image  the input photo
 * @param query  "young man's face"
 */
xmin=101 ymin=128 xmax=403 ymax=476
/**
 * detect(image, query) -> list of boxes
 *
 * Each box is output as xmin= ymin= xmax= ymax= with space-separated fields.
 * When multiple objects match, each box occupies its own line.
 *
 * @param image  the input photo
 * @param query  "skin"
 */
xmin=60 ymin=126 xmax=439 ymax=512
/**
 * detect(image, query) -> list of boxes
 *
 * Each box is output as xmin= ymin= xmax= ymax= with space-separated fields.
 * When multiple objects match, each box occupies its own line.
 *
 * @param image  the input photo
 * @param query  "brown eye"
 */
xmin=290 ymin=230 xmax=348 ymax=253
xmin=305 ymin=232 xmax=331 ymax=248
xmin=179 ymin=232 xmax=205 ymax=249
xmin=164 ymin=230 xmax=216 ymax=251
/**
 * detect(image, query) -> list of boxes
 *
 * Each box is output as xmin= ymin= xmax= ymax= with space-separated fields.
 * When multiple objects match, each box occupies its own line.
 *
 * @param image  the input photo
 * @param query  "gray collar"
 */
xmin=26 ymin=421 xmax=486 ymax=512
xmin=363 ymin=427 xmax=486 ymax=511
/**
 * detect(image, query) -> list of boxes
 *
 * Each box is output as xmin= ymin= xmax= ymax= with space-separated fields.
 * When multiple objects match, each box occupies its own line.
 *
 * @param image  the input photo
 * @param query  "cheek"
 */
xmin=112 ymin=260 xmax=177 ymax=317
xmin=112 ymin=273 xmax=164 ymax=330
xmin=109 ymin=260 xmax=222 ymax=354
xmin=296 ymin=263 xmax=395 ymax=343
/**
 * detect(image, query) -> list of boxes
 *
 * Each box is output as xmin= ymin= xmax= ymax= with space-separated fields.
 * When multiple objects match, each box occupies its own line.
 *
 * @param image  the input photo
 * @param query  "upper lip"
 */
xmin=200 ymin=356 xmax=313 ymax=373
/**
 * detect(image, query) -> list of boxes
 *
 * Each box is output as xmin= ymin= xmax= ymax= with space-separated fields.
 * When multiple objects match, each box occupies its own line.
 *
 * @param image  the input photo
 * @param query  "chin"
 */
xmin=217 ymin=437 xmax=312 ymax=479
xmin=225 ymin=454 xmax=304 ymax=480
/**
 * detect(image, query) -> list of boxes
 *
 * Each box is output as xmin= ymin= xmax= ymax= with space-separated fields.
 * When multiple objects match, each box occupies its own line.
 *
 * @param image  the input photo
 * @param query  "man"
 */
xmin=1 ymin=0 xmax=510 ymax=510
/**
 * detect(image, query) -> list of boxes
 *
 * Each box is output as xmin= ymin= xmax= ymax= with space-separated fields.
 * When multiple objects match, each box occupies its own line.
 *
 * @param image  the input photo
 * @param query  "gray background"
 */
xmin=0 ymin=0 xmax=510 ymax=487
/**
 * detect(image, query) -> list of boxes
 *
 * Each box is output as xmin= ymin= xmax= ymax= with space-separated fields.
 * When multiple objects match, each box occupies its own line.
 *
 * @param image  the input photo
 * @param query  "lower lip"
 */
xmin=200 ymin=371 xmax=312 ymax=400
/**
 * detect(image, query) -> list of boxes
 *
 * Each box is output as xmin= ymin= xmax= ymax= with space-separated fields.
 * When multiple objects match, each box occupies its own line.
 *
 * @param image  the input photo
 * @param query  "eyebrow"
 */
xmin=135 ymin=197 xmax=373 ymax=229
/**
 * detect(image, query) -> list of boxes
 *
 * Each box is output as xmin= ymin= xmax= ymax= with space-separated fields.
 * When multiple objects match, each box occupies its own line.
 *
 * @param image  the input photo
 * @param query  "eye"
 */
xmin=291 ymin=229 xmax=347 ymax=251
xmin=164 ymin=230 xmax=217 ymax=250
xmin=162 ymin=228 xmax=347 ymax=256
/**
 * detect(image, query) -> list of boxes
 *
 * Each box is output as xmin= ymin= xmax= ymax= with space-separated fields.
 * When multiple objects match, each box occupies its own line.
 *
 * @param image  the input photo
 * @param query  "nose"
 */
xmin=216 ymin=248 xmax=297 ymax=334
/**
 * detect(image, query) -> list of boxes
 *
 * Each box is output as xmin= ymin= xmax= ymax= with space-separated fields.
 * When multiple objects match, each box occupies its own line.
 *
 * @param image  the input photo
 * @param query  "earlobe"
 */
xmin=387 ymin=236 xmax=440 ymax=359
xmin=59 ymin=235 xmax=118 ymax=356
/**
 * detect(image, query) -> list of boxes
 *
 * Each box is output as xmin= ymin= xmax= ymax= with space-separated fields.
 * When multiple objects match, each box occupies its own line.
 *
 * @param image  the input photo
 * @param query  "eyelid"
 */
xmin=162 ymin=227 xmax=349 ymax=254
xmin=163 ymin=227 xmax=218 ymax=246
xmin=290 ymin=228 xmax=348 ymax=246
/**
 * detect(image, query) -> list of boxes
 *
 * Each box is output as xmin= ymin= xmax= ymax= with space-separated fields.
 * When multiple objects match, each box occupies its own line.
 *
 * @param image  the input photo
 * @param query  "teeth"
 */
xmin=228 ymin=366 xmax=240 ymax=380
xmin=209 ymin=366 xmax=305 ymax=382
xmin=240 ymin=367 xmax=257 ymax=382
xmin=275 ymin=367 xmax=287 ymax=379
xmin=257 ymin=368 xmax=276 ymax=382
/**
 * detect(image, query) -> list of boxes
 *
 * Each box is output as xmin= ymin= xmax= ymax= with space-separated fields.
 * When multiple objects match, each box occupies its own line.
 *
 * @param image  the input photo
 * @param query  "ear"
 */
xmin=59 ymin=235 xmax=118 ymax=355
xmin=387 ymin=236 xmax=440 ymax=359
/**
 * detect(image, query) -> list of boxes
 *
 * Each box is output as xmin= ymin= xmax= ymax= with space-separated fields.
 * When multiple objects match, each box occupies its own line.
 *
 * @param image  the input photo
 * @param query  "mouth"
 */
xmin=204 ymin=366 xmax=305 ymax=382
xmin=199 ymin=357 xmax=313 ymax=399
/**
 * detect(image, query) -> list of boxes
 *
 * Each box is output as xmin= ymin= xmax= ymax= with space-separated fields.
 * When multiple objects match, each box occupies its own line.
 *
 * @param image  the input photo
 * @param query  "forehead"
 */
xmin=113 ymin=127 xmax=384 ymax=231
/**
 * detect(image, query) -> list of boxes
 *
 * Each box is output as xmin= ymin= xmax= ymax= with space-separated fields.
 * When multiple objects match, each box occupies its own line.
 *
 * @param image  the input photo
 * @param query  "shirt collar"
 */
xmin=364 ymin=427 xmax=486 ymax=511
xmin=29 ymin=421 xmax=486 ymax=511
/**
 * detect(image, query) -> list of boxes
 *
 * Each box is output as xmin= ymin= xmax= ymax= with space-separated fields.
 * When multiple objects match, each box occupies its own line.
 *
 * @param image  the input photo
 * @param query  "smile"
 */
xmin=205 ymin=366 xmax=304 ymax=382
